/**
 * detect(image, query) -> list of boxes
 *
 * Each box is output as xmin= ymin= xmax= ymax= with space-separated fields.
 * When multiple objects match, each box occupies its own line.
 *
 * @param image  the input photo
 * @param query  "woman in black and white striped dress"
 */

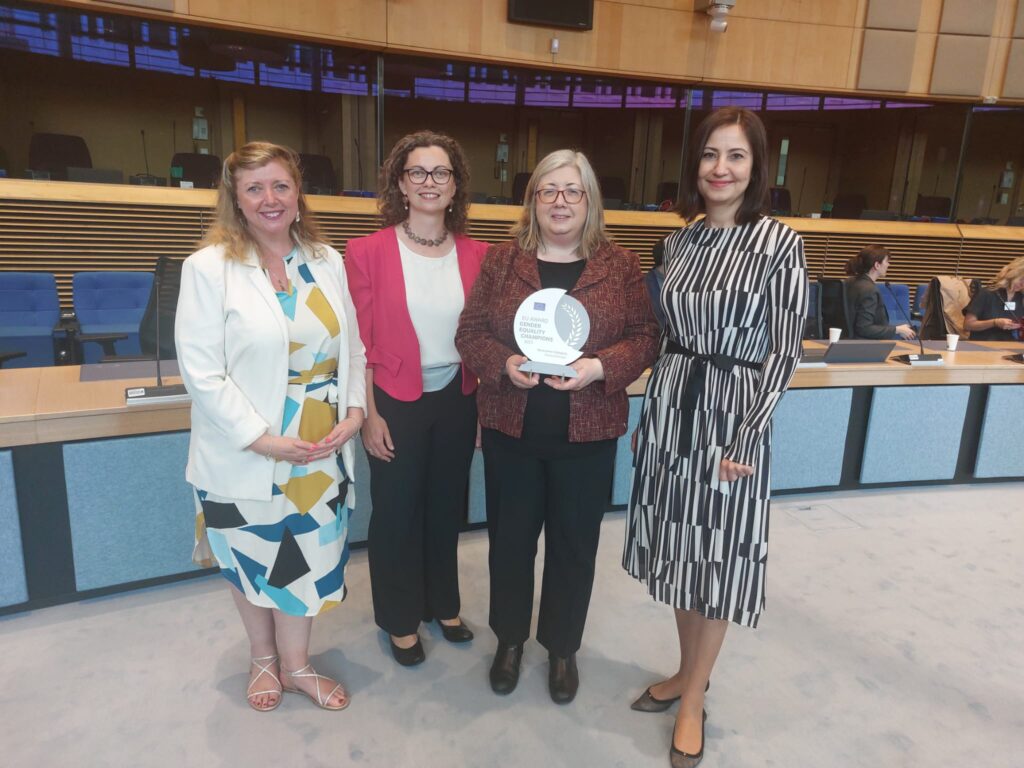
xmin=623 ymin=107 xmax=808 ymax=767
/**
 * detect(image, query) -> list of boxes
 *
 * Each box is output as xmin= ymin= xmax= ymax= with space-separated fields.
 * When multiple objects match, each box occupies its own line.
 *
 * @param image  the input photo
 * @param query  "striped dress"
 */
xmin=623 ymin=216 xmax=808 ymax=627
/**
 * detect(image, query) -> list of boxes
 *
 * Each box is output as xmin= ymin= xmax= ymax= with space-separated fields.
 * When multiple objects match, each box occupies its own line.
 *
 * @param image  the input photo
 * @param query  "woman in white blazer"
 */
xmin=175 ymin=142 xmax=366 ymax=713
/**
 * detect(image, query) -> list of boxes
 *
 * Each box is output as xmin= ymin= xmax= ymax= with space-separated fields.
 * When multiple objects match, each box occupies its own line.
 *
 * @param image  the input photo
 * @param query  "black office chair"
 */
xmin=914 ymin=195 xmax=951 ymax=219
xmin=0 ymin=351 xmax=27 ymax=368
xmin=599 ymin=176 xmax=627 ymax=203
xmin=299 ymin=153 xmax=338 ymax=195
xmin=804 ymin=281 xmax=823 ymax=339
xmin=1006 ymin=216 xmax=1024 ymax=226
xmin=171 ymin=152 xmax=222 ymax=189
xmin=831 ymin=193 xmax=866 ymax=220
xmin=819 ymin=278 xmax=851 ymax=338
xmin=511 ymin=172 xmax=531 ymax=205
xmin=770 ymin=187 xmax=792 ymax=216
xmin=28 ymin=133 xmax=92 ymax=181
xmin=656 ymin=182 xmax=678 ymax=207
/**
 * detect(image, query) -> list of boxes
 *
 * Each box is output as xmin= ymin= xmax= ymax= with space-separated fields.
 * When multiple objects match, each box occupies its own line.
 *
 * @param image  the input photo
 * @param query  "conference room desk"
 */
xmin=2 ymin=343 xmax=1023 ymax=613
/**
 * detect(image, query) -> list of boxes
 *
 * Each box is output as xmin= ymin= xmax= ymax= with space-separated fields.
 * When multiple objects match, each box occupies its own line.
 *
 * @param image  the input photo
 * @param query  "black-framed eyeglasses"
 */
xmin=535 ymin=187 xmax=585 ymax=205
xmin=403 ymin=166 xmax=453 ymax=184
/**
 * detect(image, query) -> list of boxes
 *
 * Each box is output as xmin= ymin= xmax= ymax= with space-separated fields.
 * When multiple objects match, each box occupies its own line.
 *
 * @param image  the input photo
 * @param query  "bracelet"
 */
xmin=264 ymin=441 xmax=274 ymax=461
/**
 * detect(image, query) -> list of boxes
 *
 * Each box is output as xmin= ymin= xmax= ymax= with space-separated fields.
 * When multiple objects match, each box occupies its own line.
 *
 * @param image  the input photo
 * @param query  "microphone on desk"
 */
xmin=125 ymin=257 xmax=190 ymax=405
xmin=884 ymin=282 xmax=944 ymax=366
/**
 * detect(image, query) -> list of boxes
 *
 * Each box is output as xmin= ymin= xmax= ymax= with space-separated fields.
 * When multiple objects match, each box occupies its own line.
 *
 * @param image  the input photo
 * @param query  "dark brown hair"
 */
xmin=845 ymin=244 xmax=890 ymax=277
xmin=676 ymin=107 xmax=769 ymax=226
xmin=377 ymin=130 xmax=471 ymax=234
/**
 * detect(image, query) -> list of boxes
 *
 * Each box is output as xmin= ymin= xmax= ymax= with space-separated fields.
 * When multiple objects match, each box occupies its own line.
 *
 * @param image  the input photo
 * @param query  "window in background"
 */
xmin=956 ymin=106 xmax=1024 ymax=224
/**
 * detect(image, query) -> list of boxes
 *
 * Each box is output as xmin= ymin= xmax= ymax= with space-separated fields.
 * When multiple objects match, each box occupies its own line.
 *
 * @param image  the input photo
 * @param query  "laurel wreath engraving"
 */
xmin=562 ymin=303 xmax=584 ymax=349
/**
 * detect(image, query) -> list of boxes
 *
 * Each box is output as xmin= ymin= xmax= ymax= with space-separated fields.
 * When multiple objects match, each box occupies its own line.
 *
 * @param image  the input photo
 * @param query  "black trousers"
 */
xmin=482 ymin=430 xmax=617 ymax=658
xmin=367 ymin=376 xmax=477 ymax=636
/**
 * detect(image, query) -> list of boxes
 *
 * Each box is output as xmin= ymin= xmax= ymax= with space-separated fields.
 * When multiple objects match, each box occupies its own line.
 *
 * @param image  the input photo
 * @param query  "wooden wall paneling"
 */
xmin=940 ymin=0 xmax=999 ymax=36
xmin=931 ymin=35 xmax=990 ymax=95
xmin=1002 ymin=39 xmax=1024 ymax=97
xmin=858 ymin=30 xmax=917 ymax=92
xmin=727 ymin=0 xmax=861 ymax=26
xmin=186 ymin=0 xmax=388 ymax=44
xmin=1015 ymin=0 xmax=1024 ymax=37
xmin=985 ymin=35 xmax=1014 ymax=100
xmin=701 ymin=18 xmax=856 ymax=89
xmin=865 ymin=0 xmax=923 ymax=31
xmin=908 ymin=33 xmax=940 ymax=94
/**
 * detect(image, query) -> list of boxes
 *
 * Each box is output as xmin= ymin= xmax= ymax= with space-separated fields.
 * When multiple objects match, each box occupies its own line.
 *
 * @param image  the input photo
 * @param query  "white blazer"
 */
xmin=175 ymin=242 xmax=367 ymax=502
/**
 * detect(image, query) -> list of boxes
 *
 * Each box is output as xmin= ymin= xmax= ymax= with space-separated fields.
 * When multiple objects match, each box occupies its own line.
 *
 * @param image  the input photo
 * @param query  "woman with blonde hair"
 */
xmin=176 ymin=141 xmax=366 ymax=711
xmin=456 ymin=149 xmax=658 ymax=703
xmin=963 ymin=256 xmax=1024 ymax=340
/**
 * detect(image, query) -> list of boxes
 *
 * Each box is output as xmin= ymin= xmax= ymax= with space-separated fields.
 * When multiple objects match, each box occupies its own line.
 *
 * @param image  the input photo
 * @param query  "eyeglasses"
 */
xmin=535 ymin=187 xmax=585 ymax=205
xmin=403 ymin=166 xmax=453 ymax=184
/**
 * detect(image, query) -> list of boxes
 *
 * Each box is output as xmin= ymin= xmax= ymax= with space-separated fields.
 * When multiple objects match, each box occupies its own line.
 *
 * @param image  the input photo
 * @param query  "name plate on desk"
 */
xmin=125 ymin=384 xmax=191 ymax=405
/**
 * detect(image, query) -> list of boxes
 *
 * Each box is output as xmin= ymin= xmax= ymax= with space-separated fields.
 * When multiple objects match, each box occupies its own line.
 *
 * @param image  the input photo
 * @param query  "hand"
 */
xmin=506 ymin=355 xmax=540 ymax=389
xmin=251 ymin=434 xmax=319 ymax=466
xmin=544 ymin=357 xmax=605 ymax=391
xmin=895 ymin=324 xmax=916 ymax=340
xmin=994 ymin=317 xmax=1020 ymax=330
xmin=719 ymin=457 xmax=754 ymax=483
xmin=361 ymin=411 xmax=395 ymax=462
xmin=308 ymin=413 xmax=364 ymax=461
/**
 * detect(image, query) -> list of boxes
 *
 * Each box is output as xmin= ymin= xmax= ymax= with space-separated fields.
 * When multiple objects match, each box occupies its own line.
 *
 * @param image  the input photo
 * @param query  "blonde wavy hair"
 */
xmin=986 ymin=256 xmax=1024 ymax=292
xmin=511 ymin=149 xmax=607 ymax=259
xmin=201 ymin=141 xmax=323 ymax=261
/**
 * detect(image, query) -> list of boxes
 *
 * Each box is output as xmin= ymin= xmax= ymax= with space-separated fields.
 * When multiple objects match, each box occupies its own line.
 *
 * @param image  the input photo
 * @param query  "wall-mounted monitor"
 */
xmin=508 ymin=0 xmax=593 ymax=30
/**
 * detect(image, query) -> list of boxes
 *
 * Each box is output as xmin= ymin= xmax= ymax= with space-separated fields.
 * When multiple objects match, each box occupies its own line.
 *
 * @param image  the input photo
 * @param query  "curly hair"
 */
xmin=201 ymin=141 xmax=323 ymax=262
xmin=377 ymin=131 xmax=471 ymax=234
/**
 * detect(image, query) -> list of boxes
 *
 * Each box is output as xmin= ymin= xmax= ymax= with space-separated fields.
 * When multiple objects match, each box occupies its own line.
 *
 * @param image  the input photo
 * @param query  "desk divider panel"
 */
xmin=611 ymin=397 xmax=643 ymax=506
xmin=771 ymin=388 xmax=853 ymax=491
xmin=0 ymin=450 xmax=28 ymax=608
xmin=974 ymin=385 xmax=1024 ymax=478
xmin=64 ymin=433 xmax=195 ymax=591
xmin=861 ymin=386 xmax=970 ymax=483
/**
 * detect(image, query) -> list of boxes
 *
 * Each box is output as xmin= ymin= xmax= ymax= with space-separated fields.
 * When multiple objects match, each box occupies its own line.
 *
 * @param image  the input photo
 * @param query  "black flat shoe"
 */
xmin=631 ymin=680 xmax=710 ymax=712
xmin=669 ymin=709 xmax=706 ymax=768
xmin=489 ymin=642 xmax=523 ymax=694
xmin=548 ymin=653 xmax=579 ymax=704
xmin=390 ymin=635 xmax=425 ymax=667
xmin=437 ymin=618 xmax=474 ymax=644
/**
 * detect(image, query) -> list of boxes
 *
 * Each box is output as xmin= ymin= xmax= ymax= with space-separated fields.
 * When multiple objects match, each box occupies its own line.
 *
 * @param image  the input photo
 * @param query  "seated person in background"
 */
xmin=962 ymin=256 xmax=1024 ymax=341
xmin=644 ymin=237 xmax=668 ymax=329
xmin=844 ymin=244 xmax=916 ymax=340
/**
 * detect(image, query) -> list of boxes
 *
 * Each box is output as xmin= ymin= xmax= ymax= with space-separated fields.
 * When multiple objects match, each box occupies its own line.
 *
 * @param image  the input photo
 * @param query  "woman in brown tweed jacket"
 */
xmin=455 ymin=149 xmax=658 ymax=704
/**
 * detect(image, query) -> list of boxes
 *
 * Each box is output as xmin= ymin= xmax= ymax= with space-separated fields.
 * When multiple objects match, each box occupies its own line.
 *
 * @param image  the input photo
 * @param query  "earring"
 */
xmin=448 ymin=204 xmax=453 ymax=213
xmin=295 ymin=211 xmax=301 ymax=223
xmin=403 ymin=197 xmax=409 ymax=211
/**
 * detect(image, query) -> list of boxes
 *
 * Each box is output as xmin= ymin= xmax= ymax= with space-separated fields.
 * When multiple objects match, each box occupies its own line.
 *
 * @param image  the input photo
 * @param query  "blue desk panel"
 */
xmin=861 ymin=385 xmax=970 ymax=483
xmin=611 ymin=397 xmax=643 ymax=506
xmin=771 ymin=388 xmax=852 ymax=491
xmin=64 ymin=433 xmax=196 ymax=591
xmin=975 ymin=385 xmax=1024 ymax=478
xmin=0 ymin=450 xmax=28 ymax=607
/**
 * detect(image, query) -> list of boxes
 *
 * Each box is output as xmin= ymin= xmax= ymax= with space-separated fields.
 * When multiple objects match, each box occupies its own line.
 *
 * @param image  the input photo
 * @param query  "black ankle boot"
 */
xmin=548 ymin=653 xmax=579 ymax=704
xmin=489 ymin=642 xmax=523 ymax=695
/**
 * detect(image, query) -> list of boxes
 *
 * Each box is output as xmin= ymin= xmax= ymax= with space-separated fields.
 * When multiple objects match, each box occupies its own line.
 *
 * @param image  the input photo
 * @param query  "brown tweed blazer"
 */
xmin=455 ymin=240 xmax=659 ymax=442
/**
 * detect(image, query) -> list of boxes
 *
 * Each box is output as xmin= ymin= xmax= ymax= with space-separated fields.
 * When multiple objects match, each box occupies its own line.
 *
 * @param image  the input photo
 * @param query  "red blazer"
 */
xmin=455 ymin=240 xmax=659 ymax=442
xmin=345 ymin=226 xmax=489 ymax=402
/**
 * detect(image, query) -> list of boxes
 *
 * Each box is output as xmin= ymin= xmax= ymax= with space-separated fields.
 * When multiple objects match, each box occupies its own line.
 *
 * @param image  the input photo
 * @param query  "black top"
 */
xmin=846 ymin=275 xmax=897 ymax=340
xmin=520 ymin=258 xmax=587 ymax=442
xmin=964 ymin=287 xmax=1023 ymax=341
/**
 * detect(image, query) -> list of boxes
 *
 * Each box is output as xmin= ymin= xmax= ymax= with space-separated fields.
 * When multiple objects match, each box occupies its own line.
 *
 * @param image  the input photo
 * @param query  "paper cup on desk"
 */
xmin=946 ymin=333 xmax=960 ymax=351
xmin=828 ymin=327 xmax=842 ymax=343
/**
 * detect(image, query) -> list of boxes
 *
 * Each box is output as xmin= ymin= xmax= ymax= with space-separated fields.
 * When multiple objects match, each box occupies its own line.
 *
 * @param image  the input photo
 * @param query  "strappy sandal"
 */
xmin=247 ymin=655 xmax=282 ymax=712
xmin=282 ymin=663 xmax=350 ymax=711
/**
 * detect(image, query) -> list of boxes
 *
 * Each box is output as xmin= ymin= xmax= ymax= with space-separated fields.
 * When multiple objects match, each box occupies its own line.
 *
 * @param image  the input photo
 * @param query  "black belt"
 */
xmin=663 ymin=340 xmax=760 ymax=451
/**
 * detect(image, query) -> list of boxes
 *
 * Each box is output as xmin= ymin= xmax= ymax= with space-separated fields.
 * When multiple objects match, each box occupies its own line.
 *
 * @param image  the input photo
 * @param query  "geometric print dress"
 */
xmin=623 ymin=216 xmax=808 ymax=628
xmin=193 ymin=247 xmax=351 ymax=617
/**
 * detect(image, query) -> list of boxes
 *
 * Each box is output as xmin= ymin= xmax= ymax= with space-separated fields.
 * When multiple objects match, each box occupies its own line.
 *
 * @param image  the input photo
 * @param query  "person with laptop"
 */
xmin=844 ymin=244 xmax=916 ymax=340
xmin=962 ymin=256 xmax=1024 ymax=341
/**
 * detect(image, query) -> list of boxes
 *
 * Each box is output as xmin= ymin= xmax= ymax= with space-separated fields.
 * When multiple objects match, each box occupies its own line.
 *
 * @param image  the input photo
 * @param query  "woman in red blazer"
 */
xmin=456 ymin=150 xmax=659 ymax=703
xmin=345 ymin=131 xmax=488 ymax=666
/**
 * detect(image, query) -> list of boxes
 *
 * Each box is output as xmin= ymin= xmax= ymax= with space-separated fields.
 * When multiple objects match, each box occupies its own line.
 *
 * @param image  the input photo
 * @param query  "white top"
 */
xmin=398 ymin=239 xmax=463 ymax=391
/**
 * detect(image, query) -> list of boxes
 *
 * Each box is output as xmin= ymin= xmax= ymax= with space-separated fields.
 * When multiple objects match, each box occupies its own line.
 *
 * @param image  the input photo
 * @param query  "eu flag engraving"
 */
xmin=533 ymin=302 xmax=546 ymax=310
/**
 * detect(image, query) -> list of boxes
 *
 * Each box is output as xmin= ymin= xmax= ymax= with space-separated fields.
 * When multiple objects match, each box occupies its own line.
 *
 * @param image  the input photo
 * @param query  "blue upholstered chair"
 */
xmin=880 ymin=282 xmax=915 ymax=330
xmin=72 ymin=271 xmax=154 ymax=363
xmin=0 ymin=272 xmax=61 ymax=368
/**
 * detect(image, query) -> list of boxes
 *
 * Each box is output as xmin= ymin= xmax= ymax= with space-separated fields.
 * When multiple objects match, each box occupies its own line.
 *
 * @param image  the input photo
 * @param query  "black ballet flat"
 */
xmin=548 ymin=653 xmax=579 ymax=704
xmin=437 ymin=618 xmax=474 ymax=644
xmin=390 ymin=635 xmax=426 ymax=667
xmin=630 ymin=680 xmax=710 ymax=712
xmin=669 ymin=709 xmax=707 ymax=768
xmin=489 ymin=642 xmax=523 ymax=694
